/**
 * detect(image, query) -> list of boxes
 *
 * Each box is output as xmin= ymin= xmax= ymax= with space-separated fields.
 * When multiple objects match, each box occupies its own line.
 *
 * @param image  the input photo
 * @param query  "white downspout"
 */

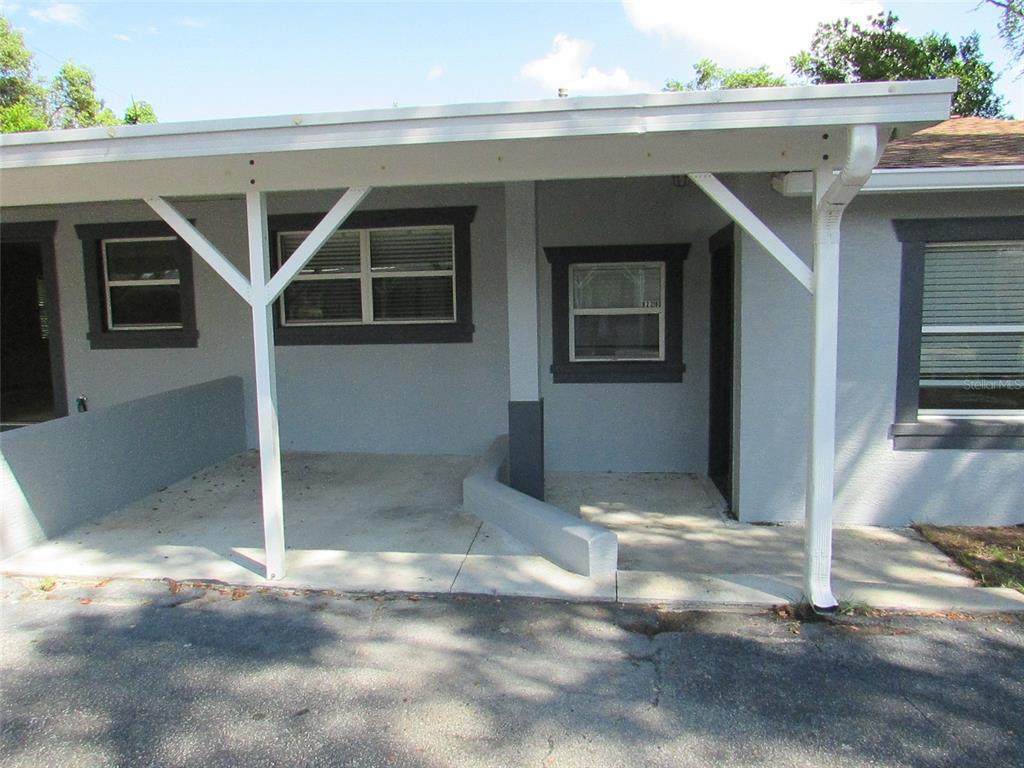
xmin=804 ymin=124 xmax=886 ymax=610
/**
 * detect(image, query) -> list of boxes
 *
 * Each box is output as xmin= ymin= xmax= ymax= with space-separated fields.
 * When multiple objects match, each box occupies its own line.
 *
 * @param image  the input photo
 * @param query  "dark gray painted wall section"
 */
xmin=508 ymin=399 xmax=544 ymax=499
xmin=0 ymin=376 xmax=246 ymax=559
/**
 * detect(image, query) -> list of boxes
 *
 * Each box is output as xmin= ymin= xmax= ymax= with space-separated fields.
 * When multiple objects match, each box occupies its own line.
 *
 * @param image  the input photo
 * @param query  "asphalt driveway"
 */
xmin=1 ymin=576 xmax=1021 ymax=767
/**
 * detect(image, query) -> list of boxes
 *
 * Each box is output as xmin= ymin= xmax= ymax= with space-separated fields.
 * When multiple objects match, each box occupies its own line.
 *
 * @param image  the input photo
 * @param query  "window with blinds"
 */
xmin=278 ymin=225 xmax=456 ymax=326
xmin=919 ymin=242 xmax=1024 ymax=413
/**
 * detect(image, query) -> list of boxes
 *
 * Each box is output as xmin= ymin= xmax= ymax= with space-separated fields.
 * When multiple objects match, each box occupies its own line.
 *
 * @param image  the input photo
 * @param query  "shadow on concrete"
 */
xmin=1 ymin=585 xmax=1022 ymax=767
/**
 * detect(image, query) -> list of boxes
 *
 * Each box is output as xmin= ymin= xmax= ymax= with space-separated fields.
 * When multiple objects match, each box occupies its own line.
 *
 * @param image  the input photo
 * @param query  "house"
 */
xmin=1 ymin=80 xmax=1021 ymax=610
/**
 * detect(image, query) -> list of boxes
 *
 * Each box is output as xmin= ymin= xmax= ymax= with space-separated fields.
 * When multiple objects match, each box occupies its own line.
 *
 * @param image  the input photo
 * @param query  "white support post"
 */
xmin=505 ymin=182 xmax=541 ymax=403
xmin=504 ymin=181 xmax=545 ymax=499
xmin=147 ymin=187 xmax=371 ymax=582
xmin=264 ymin=186 xmax=371 ymax=303
xmin=246 ymin=190 xmax=286 ymax=581
xmin=688 ymin=172 xmax=814 ymax=293
xmin=145 ymin=196 xmax=253 ymax=301
xmin=804 ymin=168 xmax=842 ymax=610
xmin=804 ymin=124 xmax=882 ymax=611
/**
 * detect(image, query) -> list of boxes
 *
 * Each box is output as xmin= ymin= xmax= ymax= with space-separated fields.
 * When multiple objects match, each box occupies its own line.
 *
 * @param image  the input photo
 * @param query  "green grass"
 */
xmin=914 ymin=524 xmax=1024 ymax=594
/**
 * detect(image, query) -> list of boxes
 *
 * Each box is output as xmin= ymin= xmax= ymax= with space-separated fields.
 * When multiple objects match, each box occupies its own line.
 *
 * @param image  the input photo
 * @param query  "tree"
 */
xmin=49 ymin=62 xmax=120 ymax=128
xmin=1 ymin=14 xmax=157 ymax=132
xmin=124 ymin=99 xmax=158 ymax=125
xmin=0 ymin=16 xmax=48 ymax=131
xmin=984 ymin=0 xmax=1023 ymax=66
xmin=665 ymin=58 xmax=786 ymax=91
xmin=790 ymin=12 xmax=1006 ymax=117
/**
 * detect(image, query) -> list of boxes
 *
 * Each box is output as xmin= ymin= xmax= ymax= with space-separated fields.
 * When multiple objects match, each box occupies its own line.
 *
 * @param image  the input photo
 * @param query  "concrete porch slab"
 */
xmin=548 ymin=471 xmax=976 ymax=588
xmin=617 ymin=571 xmax=803 ymax=606
xmin=451 ymin=555 xmax=616 ymax=601
xmin=3 ymin=455 xmax=1010 ymax=611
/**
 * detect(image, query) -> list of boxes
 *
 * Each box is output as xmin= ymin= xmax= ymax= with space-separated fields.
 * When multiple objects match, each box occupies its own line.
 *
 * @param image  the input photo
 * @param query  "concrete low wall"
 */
xmin=463 ymin=436 xmax=618 ymax=577
xmin=1 ymin=376 xmax=246 ymax=560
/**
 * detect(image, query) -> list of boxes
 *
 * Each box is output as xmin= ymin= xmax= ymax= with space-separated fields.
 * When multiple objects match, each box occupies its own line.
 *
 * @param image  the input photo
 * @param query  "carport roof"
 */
xmin=0 ymin=79 xmax=956 ymax=206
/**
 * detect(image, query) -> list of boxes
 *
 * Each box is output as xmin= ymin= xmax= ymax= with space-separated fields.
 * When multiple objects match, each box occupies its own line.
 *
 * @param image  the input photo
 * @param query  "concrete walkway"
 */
xmin=2 ymin=451 xmax=1021 ymax=612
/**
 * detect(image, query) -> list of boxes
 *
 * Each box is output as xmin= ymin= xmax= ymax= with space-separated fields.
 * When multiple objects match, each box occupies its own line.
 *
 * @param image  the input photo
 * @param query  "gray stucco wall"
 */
xmin=4 ymin=175 xmax=1019 ymax=527
xmin=0 ymin=377 xmax=246 ymax=559
xmin=536 ymin=177 xmax=728 ymax=472
xmin=731 ymin=175 xmax=1024 ymax=527
xmin=0 ymin=185 xmax=510 ymax=457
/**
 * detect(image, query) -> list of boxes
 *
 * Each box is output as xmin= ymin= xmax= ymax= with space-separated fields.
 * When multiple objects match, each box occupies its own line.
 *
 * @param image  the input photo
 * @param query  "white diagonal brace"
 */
xmin=263 ymin=186 xmax=371 ymax=305
xmin=145 ymin=196 xmax=252 ymax=303
xmin=146 ymin=196 xmax=252 ymax=301
xmin=688 ymin=173 xmax=814 ymax=293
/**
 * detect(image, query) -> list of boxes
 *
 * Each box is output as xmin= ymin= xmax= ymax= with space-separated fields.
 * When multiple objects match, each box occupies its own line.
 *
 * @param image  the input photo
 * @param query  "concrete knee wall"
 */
xmin=1 ymin=376 xmax=247 ymax=560
xmin=463 ymin=436 xmax=618 ymax=577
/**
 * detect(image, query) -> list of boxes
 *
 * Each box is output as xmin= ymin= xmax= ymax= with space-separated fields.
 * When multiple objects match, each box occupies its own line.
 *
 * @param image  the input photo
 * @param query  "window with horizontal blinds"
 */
xmin=919 ymin=242 xmax=1024 ymax=411
xmin=278 ymin=224 xmax=456 ymax=326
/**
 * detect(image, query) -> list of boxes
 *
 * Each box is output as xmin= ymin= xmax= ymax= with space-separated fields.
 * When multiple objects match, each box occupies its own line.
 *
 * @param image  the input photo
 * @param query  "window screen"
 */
xmin=569 ymin=263 xmax=664 ymax=361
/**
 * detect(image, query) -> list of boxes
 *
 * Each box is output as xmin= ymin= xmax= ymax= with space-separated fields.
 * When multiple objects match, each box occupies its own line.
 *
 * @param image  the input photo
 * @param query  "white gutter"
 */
xmin=804 ymin=124 xmax=882 ymax=612
xmin=0 ymin=80 xmax=956 ymax=170
xmin=774 ymin=165 xmax=1024 ymax=195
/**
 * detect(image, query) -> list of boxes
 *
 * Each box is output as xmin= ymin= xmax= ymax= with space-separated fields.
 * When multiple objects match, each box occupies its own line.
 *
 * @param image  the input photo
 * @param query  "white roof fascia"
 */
xmin=773 ymin=165 xmax=1024 ymax=196
xmin=0 ymin=80 xmax=956 ymax=170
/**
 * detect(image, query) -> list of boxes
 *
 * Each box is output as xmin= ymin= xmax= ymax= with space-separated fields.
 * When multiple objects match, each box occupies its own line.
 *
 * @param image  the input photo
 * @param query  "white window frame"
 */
xmin=918 ymin=240 xmax=1024 ymax=418
xmin=101 ymin=236 xmax=183 ymax=331
xmin=568 ymin=261 xmax=666 ymax=363
xmin=278 ymin=225 xmax=457 ymax=327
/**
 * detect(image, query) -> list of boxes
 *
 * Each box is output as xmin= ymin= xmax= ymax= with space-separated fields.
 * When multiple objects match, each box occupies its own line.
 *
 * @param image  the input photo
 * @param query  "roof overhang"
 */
xmin=0 ymin=80 xmax=956 ymax=207
xmin=774 ymin=164 xmax=1024 ymax=195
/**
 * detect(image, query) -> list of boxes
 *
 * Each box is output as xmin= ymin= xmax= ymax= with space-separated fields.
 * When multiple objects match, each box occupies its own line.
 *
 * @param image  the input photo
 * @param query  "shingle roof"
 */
xmin=878 ymin=117 xmax=1024 ymax=168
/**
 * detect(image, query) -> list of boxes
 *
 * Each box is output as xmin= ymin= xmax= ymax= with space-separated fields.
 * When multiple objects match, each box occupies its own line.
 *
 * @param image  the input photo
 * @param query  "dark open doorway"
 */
xmin=707 ymin=224 xmax=735 ymax=513
xmin=1 ymin=222 xmax=66 ymax=430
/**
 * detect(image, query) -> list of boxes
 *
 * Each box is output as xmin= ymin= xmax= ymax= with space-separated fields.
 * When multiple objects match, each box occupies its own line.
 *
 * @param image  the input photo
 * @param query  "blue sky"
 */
xmin=4 ymin=1 xmax=1023 ymax=121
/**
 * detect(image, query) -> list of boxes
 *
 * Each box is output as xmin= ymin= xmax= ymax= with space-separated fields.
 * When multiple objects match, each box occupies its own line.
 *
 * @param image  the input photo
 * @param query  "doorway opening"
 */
xmin=1 ymin=223 xmax=66 ymax=430
xmin=707 ymin=224 xmax=735 ymax=514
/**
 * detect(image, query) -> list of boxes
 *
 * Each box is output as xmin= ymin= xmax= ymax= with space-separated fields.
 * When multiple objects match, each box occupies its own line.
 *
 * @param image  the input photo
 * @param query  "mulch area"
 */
xmin=914 ymin=524 xmax=1024 ymax=594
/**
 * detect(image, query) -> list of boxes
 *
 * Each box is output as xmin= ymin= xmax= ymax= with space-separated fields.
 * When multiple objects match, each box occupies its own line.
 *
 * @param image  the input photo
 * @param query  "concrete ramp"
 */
xmin=462 ymin=436 xmax=618 ymax=578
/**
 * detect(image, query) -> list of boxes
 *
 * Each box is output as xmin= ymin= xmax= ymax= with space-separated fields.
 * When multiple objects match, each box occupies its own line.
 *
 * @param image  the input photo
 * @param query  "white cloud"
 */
xmin=146 ymin=25 xmax=159 ymax=34
xmin=427 ymin=64 xmax=444 ymax=81
xmin=623 ymin=0 xmax=884 ymax=71
xmin=175 ymin=16 xmax=208 ymax=30
xmin=112 ymin=33 xmax=131 ymax=42
xmin=28 ymin=3 xmax=82 ymax=26
xmin=0 ymin=2 xmax=22 ymax=15
xmin=521 ymin=33 xmax=651 ymax=95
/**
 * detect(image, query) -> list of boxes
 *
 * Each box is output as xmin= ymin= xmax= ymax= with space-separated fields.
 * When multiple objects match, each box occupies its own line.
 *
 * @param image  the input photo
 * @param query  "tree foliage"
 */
xmin=1 ymin=14 xmax=157 ymax=132
xmin=790 ymin=12 xmax=1006 ymax=117
xmin=985 ymin=0 xmax=1024 ymax=66
xmin=124 ymin=99 xmax=158 ymax=125
xmin=665 ymin=58 xmax=786 ymax=91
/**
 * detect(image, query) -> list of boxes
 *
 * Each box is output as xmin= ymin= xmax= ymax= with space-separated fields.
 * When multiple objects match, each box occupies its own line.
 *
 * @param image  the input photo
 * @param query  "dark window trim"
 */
xmin=75 ymin=220 xmax=198 ymax=350
xmin=268 ymin=207 xmax=476 ymax=345
xmin=545 ymin=243 xmax=689 ymax=383
xmin=891 ymin=216 xmax=1024 ymax=450
xmin=1 ymin=220 xmax=68 ymax=417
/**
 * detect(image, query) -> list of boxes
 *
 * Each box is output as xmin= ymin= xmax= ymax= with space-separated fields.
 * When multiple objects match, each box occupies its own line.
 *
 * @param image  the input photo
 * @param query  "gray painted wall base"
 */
xmin=0 ymin=377 xmax=246 ymax=560
xmin=463 ymin=436 xmax=618 ymax=577
xmin=508 ymin=400 xmax=544 ymax=500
